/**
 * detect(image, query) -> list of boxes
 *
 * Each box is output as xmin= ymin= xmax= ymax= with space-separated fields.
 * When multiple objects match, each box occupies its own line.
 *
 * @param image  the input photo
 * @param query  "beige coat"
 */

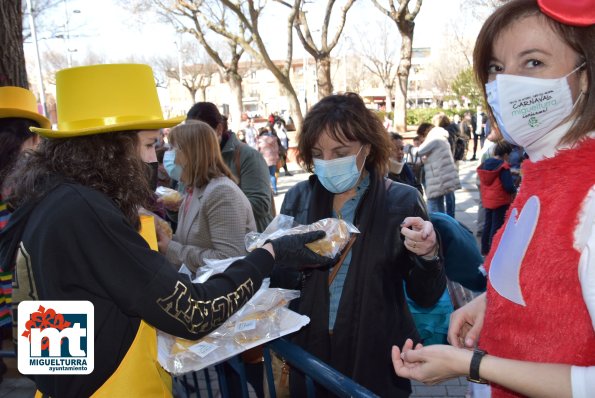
xmin=165 ymin=176 xmax=256 ymax=272
xmin=418 ymin=127 xmax=461 ymax=199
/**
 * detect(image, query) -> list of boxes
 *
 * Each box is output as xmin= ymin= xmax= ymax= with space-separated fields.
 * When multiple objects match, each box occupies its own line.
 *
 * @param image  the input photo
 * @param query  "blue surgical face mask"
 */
xmin=163 ymin=149 xmax=183 ymax=182
xmin=313 ymin=145 xmax=366 ymax=194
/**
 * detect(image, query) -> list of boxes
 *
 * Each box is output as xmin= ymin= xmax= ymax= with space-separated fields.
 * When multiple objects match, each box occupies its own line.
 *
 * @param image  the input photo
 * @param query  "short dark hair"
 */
xmin=416 ymin=122 xmax=434 ymax=138
xmin=473 ymin=0 xmax=595 ymax=144
xmin=390 ymin=133 xmax=404 ymax=141
xmin=187 ymin=102 xmax=223 ymax=131
xmin=494 ymin=140 xmax=513 ymax=157
xmin=297 ymin=92 xmax=391 ymax=175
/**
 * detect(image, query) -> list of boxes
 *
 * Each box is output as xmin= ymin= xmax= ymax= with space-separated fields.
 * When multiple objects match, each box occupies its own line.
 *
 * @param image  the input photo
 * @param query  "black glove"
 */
xmin=266 ymin=230 xmax=336 ymax=269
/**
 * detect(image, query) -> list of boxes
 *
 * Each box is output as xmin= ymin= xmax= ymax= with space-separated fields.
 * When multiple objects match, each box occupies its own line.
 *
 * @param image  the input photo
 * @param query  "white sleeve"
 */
xmin=571 ymin=366 xmax=595 ymax=398
xmin=574 ymin=185 xmax=595 ymax=329
xmin=572 ymin=185 xmax=595 ymax=398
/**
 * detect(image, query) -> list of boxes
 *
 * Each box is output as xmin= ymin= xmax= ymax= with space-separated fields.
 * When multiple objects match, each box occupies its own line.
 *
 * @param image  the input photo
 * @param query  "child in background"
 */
xmin=477 ymin=140 xmax=516 ymax=255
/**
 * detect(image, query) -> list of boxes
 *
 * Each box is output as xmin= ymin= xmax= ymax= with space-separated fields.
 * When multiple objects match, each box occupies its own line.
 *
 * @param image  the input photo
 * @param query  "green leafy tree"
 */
xmin=451 ymin=67 xmax=483 ymax=108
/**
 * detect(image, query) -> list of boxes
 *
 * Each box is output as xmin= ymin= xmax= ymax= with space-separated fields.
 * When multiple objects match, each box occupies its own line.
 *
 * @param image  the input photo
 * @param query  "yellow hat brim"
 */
xmin=31 ymin=116 xmax=184 ymax=138
xmin=0 ymin=108 xmax=52 ymax=129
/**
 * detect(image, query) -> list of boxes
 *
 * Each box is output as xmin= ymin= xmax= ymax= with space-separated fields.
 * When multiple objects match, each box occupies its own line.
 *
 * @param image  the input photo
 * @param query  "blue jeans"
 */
xmin=445 ymin=191 xmax=456 ymax=219
xmin=481 ymin=204 xmax=509 ymax=255
xmin=428 ymin=192 xmax=456 ymax=219
xmin=427 ymin=196 xmax=445 ymax=214
xmin=268 ymin=165 xmax=277 ymax=194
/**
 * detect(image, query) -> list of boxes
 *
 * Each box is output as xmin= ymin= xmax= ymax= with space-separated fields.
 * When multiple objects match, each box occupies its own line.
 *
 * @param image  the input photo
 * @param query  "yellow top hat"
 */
xmin=31 ymin=64 xmax=184 ymax=138
xmin=0 ymin=86 xmax=51 ymax=129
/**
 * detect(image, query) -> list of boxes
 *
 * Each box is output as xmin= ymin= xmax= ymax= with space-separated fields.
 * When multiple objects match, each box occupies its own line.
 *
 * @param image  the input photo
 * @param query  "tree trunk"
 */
xmin=198 ymin=87 xmax=207 ymax=102
xmin=186 ymin=87 xmax=198 ymax=104
xmin=228 ymin=72 xmax=243 ymax=133
xmin=0 ymin=0 xmax=27 ymax=87
xmin=393 ymin=25 xmax=414 ymax=133
xmin=315 ymin=55 xmax=333 ymax=99
xmin=385 ymin=85 xmax=393 ymax=113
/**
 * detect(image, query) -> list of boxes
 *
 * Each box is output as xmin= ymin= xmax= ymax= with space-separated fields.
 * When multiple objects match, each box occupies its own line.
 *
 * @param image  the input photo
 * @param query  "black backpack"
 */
xmin=454 ymin=137 xmax=466 ymax=161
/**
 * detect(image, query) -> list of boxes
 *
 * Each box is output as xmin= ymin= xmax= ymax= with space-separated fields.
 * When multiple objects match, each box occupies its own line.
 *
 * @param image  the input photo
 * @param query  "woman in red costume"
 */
xmin=391 ymin=1 xmax=595 ymax=397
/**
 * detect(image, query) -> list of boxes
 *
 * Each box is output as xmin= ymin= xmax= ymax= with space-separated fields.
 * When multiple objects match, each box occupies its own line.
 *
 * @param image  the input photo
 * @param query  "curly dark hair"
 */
xmin=6 ymin=131 xmax=151 ymax=229
xmin=0 ymin=118 xmax=39 ymax=184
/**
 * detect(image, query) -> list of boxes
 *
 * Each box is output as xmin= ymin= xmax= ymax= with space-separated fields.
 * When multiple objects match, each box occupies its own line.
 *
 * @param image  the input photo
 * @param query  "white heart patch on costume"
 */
xmin=489 ymin=195 xmax=540 ymax=306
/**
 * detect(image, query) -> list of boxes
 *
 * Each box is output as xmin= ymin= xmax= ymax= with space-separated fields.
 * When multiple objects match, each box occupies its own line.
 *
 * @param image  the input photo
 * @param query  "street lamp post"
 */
xmin=62 ymin=1 xmax=80 ymax=67
xmin=174 ymin=39 xmax=185 ymax=100
xmin=303 ymin=50 xmax=308 ymax=112
xmin=25 ymin=0 xmax=47 ymax=117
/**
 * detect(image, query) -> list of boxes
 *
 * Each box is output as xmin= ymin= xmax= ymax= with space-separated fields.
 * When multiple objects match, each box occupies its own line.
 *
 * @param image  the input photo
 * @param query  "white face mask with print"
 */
xmin=485 ymin=63 xmax=584 ymax=148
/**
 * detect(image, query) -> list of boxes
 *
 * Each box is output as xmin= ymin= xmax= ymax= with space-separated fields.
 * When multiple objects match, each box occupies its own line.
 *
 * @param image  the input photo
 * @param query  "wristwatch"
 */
xmin=466 ymin=348 xmax=488 ymax=384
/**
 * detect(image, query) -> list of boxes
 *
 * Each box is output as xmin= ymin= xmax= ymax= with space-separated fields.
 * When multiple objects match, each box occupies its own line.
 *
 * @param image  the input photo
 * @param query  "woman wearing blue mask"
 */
xmin=277 ymin=92 xmax=446 ymax=397
xmin=393 ymin=1 xmax=595 ymax=397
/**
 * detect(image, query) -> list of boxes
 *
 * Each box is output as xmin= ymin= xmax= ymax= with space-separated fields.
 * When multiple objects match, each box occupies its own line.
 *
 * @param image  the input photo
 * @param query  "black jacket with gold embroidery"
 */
xmin=0 ymin=182 xmax=273 ymax=397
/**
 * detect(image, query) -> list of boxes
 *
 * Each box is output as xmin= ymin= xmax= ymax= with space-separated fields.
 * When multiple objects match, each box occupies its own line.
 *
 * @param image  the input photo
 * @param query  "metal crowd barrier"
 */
xmin=174 ymin=338 xmax=378 ymax=398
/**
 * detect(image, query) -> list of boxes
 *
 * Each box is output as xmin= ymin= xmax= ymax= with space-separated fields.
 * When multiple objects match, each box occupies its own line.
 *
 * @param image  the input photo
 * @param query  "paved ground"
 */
xmin=0 ymin=159 xmax=483 ymax=398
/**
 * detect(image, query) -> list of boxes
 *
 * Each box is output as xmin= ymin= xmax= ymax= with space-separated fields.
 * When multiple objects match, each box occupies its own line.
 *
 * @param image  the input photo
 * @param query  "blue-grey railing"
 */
xmin=174 ymin=337 xmax=378 ymax=398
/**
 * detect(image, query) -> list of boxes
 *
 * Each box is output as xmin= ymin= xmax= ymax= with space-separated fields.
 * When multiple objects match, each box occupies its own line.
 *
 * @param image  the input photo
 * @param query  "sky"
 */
xmin=25 ymin=0 xmax=482 ymax=69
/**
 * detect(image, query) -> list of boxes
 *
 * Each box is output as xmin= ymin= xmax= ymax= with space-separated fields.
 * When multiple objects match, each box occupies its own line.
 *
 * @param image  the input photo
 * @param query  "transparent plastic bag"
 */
xmin=155 ymin=186 xmax=183 ymax=207
xmin=157 ymin=284 xmax=307 ymax=375
xmin=193 ymin=256 xmax=245 ymax=283
xmin=209 ymin=284 xmax=300 ymax=345
xmin=245 ymin=214 xmax=359 ymax=259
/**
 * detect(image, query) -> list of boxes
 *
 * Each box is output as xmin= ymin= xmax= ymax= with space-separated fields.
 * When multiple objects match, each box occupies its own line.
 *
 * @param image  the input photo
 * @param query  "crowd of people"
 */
xmin=0 ymin=0 xmax=592 ymax=397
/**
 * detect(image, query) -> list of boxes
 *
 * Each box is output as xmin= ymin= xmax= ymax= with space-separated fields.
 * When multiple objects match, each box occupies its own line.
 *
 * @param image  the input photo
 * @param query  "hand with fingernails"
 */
xmin=400 ymin=217 xmax=438 ymax=258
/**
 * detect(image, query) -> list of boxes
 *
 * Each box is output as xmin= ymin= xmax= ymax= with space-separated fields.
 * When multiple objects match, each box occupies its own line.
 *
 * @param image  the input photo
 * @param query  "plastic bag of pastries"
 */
xmin=245 ymin=215 xmax=359 ymax=259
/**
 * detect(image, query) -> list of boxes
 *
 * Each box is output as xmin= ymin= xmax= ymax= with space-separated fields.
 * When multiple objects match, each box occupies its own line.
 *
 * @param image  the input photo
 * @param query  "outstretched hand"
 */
xmin=392 ymin=339 xmax=470 ymax=385
xmin=447 ymin=293 xmax=487 ymax=349
xmin=266 ymin=230 xmax=337 ymax=269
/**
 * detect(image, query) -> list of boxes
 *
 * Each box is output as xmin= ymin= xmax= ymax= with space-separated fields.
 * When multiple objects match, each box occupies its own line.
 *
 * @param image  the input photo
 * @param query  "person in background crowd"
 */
xmin=477 ymin=140 xmax=516 ymax=255
xmin=236 ymin=129 xmax=247 ymax=143
xmin=418 ymin=118 xmax=461 ymax=218
xmin=274 ymin=120 xmax=293 ymax=176
xmin=0 ymin=63 xmax=332 ymax=397
xmin=470 ymin=105 xmax=487 ymax=161
xmin=460 ymin=111 xmax=473 ymax=160
xmin=406 ymin=211 xmax=487 ymax=346
xmin=437 ymin=114 xmax=459 ymax=155
xmin=155 ymin=146 xmax=172 ymax=189
xmin=507 ymin=144 xmax=526 ymax=187
xmin=0 ymin=86 xmax=49 ymax=382
xmin=156 ymin=120 xmax=256 ymax=272
xmin=186 ymin=102 xmax=273 ymax=232
xmin=388 ymin=133 xmax=423 ymax=194
xmin=409 ymin=124 xmax=433 ymax=193
xmin=257 ymin=127 xmax=280 ymax=195
xmin=244 ymin=118 xmax=259 ymax=150
xmin=393 ymin=1 xmax=595 ymax=397
xmin=475 ymin=124 xmax=499 ymax=238
xmin=278 ymin=92 xmax=446 ymax=397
